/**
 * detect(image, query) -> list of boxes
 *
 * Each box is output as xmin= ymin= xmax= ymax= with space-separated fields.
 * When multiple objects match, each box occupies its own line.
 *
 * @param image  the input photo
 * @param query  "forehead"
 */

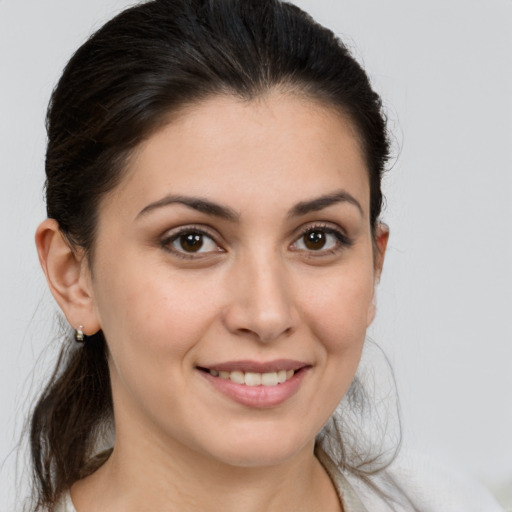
xmin=108 ymin=92 xmax=370 ymax=220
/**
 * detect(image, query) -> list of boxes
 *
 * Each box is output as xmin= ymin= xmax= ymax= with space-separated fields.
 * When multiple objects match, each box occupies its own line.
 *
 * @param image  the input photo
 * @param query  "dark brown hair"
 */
xmin=30 ymin=0 xmax=391 ymax=509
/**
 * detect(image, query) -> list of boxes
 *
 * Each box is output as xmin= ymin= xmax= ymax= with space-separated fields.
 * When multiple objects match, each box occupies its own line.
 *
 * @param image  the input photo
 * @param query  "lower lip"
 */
xmin=199 ymin=368 xmax=309 ymax=408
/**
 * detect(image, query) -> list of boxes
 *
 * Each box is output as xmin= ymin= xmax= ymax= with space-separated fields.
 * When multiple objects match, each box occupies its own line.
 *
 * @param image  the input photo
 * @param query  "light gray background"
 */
xmin=1 ymin=0 xmax=511 ymax=508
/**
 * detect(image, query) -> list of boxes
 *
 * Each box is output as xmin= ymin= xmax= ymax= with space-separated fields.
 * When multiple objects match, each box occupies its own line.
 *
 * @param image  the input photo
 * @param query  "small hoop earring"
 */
xmin=75 ymin=326 xmax=85 ymax=342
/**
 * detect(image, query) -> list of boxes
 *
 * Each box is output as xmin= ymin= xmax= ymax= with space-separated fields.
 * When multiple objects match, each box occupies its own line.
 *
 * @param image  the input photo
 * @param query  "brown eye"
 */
xmin=291 ymin=226 xmax=350 ymax=254
xmin=179 ymin=233 xmax=204 ymax=252
xmin=303 ymin=230 xmax=327 ymax=250
xmin=164 ymin=229 xmax=220 ymax=256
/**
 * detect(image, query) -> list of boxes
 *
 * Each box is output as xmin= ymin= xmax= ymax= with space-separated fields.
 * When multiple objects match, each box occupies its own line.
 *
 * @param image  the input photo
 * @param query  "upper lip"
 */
xmin=198 ymin=359 xmax=310 ymax=373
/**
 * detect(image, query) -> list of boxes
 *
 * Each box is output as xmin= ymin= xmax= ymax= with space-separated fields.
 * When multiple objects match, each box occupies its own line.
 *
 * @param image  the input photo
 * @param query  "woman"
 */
xmin=28 ymin=1 xmax=504 ymax=511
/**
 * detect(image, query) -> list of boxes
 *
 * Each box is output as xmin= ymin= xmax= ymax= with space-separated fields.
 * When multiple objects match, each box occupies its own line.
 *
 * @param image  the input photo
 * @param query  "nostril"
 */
xmin=222 ymin=289 xmax=298 ymax=343
xmin=236 ymin=327 xmax=261 ymax=339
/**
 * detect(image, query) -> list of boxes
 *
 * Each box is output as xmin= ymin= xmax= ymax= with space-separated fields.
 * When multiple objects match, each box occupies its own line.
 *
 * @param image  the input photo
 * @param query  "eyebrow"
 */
xmin=136 ymin=189 xmax=363 ymax=221
xmin=288 ymin=190 xmax=363 ymax=218
xmin=136 ymin=195 xmax=240 ymax=222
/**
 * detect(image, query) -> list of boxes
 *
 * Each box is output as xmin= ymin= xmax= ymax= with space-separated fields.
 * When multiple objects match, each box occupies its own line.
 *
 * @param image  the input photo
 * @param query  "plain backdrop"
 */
xmin=1 ymin=0 xmax=511 ymax=509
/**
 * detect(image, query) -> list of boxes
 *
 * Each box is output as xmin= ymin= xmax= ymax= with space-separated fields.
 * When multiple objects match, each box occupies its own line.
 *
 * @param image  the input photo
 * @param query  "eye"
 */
xmin=291 ymin=225 xmax=352 ymax=254
xmin=161 ymin=228 xmax=222 ymax=258
xmin=300 ymin=230 xmax=333 ymax=251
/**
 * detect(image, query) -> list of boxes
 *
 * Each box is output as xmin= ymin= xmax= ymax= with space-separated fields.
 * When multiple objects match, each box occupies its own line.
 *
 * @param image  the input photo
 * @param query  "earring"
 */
xmin=75 ymin=325 xmax=85 ymax=342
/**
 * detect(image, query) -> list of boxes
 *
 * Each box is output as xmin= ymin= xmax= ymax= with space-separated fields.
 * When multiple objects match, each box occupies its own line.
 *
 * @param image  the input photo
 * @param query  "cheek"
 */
xmin=299 ymin=266 xmax=374 ymax=353
xmin=94 ymin=267 xmax=218 ymax=419
xmin=94 ymin=257 xmax=224 ymax=371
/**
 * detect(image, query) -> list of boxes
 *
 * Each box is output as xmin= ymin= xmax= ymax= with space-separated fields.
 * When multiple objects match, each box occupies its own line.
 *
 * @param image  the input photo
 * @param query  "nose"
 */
xmin=222 ymin=254 xmax=298 ymax=343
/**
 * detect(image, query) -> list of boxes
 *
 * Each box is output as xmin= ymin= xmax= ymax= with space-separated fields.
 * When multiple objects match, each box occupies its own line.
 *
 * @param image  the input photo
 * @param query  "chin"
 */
xmin=198 ymin=425 xmax=314 ymax=468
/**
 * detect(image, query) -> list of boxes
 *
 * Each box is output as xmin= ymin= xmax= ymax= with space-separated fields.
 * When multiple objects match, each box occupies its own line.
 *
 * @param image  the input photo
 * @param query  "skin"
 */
xmin=36 ymin=92 xmax=388 ymax=512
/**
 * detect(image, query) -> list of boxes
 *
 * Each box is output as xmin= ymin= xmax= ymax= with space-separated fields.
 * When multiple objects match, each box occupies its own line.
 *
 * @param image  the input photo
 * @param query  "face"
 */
xmin=86 ymin=92 xmax=386 ymax=468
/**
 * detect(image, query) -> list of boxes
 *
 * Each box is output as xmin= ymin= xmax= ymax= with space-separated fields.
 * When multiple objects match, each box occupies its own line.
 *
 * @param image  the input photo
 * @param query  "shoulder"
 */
xmin=346 ymin=450 xmax=505 ymax=512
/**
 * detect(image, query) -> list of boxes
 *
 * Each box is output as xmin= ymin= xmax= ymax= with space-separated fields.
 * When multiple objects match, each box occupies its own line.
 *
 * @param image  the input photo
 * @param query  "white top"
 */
xmin=55 ymin=492 xmax=75 ymax=512
xmin=54 ymin=448 xmax=505 ymax=512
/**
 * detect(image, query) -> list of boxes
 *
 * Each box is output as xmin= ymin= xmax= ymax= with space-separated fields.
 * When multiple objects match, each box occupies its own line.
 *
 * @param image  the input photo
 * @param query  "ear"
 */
xmin=367 ymin=223 xmax=389 ymax=326
xmin=35 ymin=219 xmax=101 ymax=336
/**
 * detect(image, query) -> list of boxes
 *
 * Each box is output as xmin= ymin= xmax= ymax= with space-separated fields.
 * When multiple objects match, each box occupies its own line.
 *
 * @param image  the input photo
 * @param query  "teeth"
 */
xmin=208 ymin=368 xmax=296 ymax=386
xmin=277 ymin=370 xmax=287 ymax=383
xmin=244 ymin=372 xmax=262 ymax=386
xmin=261 ymin=372 xmax=278 ymax=386
xmin=230 ymin=371 xmax=245 ymax=384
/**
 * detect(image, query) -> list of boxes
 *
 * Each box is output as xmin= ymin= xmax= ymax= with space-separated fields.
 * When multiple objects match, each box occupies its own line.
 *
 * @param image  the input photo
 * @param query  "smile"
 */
xmin=207 ymin=369 xmax=295 ymax=386
xmin=198 ymin=361 xmax=310 ymax=407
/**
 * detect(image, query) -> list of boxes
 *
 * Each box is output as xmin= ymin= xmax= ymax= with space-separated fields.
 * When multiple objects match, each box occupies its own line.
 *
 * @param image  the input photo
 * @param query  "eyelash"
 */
xmin=159 ymin=223 xmax=353 ymax=260
xmin=291 ymin=223 xmax=353 ymax=256
xmin=160 ymin=225 xmax=221 ymax=260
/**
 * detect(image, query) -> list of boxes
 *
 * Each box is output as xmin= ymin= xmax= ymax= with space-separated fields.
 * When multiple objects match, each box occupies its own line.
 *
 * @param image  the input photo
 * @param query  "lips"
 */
xmin=197 ymin=360 xmax=310 ymax=407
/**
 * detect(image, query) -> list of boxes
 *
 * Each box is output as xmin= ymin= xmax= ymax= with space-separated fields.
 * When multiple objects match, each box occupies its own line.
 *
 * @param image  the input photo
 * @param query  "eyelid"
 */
xmin=159 ymin=224 xmax=224 ymax=259
xmin=290 ymin=222 xmax=353 ymax=253
xmin=158 ymin=221 xmax=352 ymax=260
